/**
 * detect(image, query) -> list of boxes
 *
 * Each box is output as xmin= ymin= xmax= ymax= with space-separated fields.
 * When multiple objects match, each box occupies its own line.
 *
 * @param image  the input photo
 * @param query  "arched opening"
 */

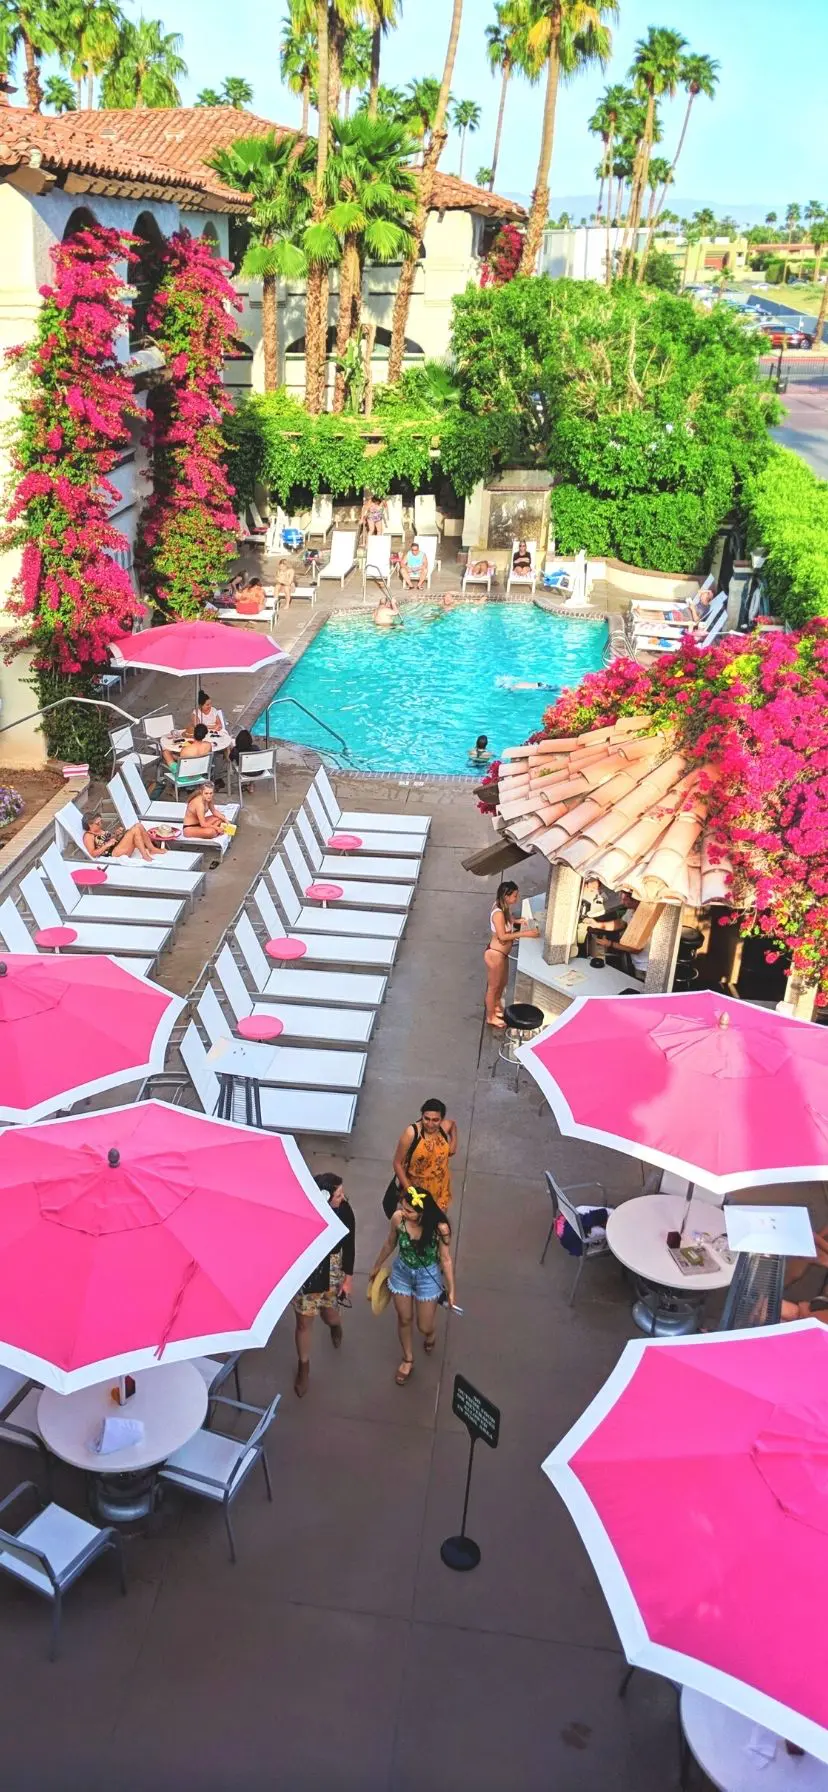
xmin=285 ymin=325 xmax=425 ymax=360
xmin=202 ymin=222 xmax=220 ymax=253
xmin=62 ymin=206 xmax=98 ymax=241
xmin=130 ymin=212 xmax=166 ymax=353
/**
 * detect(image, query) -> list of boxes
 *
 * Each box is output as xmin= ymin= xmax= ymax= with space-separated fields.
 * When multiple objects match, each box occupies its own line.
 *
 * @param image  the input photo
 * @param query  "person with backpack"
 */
xmin=385 ymin=1098 xmax=457 ymax=1218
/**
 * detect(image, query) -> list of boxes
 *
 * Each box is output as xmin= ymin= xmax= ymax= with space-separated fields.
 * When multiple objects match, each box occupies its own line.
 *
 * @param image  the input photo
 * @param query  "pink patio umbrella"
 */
xmin=517 ymin=990 xmax=828 ymax=1197
xmin=0 ymin=953 xmax=184 ymax=1124
xmin=110 ymin=619 xmax=287 ymax=679
xmin=543 ymin=1323 xmax=828 ymax=1760
xmin=0 ymin=1101 xmax=346 ymax=1392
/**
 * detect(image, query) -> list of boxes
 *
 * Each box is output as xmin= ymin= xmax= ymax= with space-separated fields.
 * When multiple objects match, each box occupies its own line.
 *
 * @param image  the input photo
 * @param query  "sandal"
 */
xmin=395 ymin=1359 xmax=414 ymax=1385
xmin=423 ymin=1333 xmax=437 ymax=1354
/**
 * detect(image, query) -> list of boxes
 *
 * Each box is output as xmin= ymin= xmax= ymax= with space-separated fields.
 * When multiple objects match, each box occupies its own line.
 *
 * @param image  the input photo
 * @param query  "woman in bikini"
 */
xmin=368 ymin=1188 xmax=456 ymax=1386
xmin=484 ymin=880 xmax=539 ymax=1028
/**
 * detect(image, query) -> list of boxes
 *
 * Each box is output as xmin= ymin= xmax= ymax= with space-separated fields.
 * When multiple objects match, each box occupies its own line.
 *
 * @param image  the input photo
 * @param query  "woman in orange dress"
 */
xmin=391 ymin=1098 xmax=457 ymax=1214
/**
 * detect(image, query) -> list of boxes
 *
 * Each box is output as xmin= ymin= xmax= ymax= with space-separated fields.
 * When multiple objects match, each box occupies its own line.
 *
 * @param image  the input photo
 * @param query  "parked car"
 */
xmin=768 ymin=326 xmax=814 ymax=349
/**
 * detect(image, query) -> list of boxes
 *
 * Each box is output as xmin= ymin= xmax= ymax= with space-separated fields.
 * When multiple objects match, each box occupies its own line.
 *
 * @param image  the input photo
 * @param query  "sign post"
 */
xmin=441 ymin=1374 xmax=500 ymax=1573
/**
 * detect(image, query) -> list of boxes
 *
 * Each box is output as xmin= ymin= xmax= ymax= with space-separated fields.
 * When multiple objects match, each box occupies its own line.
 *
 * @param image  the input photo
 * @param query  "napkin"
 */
xmin=744 ymin=1726 xmax=777 ymax=1767
xmin=93 ymin=1416 xmax=144 ymax=1455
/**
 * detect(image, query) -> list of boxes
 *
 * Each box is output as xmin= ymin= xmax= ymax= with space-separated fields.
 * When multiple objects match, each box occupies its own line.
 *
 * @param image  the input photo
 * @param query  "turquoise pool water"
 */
xmin=259 ymin=604 xmax=608 ymax=776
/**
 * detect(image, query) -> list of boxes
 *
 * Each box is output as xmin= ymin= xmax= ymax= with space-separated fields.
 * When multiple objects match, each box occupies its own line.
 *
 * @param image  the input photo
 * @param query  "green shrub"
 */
xmin=744 ymin=445 xmax=828 ymax=625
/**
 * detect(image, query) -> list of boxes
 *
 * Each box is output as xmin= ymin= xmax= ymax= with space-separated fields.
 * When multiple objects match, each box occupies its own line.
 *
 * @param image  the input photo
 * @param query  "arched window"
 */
xmin=62 ymin=206 xmax=98 ymax=241
xmin=285 ymin=325 xmax=425 ymax=359
xmin=202 ymin=222 xmax=220 ymax=252
xmin=130 ymin=212 xmax=166 ymax=353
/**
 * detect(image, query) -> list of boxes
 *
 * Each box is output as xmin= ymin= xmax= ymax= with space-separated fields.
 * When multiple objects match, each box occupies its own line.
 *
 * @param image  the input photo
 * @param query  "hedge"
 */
xmin=744 ymin=445 xmax=828 ymax=626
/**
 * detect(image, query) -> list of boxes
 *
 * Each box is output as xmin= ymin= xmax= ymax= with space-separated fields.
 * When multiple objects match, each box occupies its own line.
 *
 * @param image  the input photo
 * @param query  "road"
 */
xmin=746 ymin=292 xmax=818 ymax=328
xmin=772 ymin=383 xmax=828 ymax=478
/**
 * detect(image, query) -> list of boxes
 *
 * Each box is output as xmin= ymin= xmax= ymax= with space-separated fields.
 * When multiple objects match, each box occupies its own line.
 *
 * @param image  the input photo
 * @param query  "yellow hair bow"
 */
xmin=406 ymin=1187 xmax=424 ymax=1208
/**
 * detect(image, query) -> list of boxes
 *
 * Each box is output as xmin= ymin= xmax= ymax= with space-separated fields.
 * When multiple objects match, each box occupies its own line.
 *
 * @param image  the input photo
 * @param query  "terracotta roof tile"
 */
xmin=430 ymin=171 xmax=525 ymax=220
xmin=496 ymin=720 xmax=733 ymax=907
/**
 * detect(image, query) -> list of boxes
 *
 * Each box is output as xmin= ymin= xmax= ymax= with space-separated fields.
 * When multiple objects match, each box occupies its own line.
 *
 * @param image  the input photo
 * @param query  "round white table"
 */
xmin=607 ymin=1194 xmax=734 ymax=1335
xmin=681 ymin=1688 xmax=828 ymax=1791
xmin=38 ymin=1363 xmax=207 ymax=1523
xmin=161 ymin=729 xmax=232 ymax=758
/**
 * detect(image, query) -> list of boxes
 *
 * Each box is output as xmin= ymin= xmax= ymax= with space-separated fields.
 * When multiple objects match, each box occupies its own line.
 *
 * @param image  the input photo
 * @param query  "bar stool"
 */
xmin=491 ymin=1002 xmax=544 ymax=1091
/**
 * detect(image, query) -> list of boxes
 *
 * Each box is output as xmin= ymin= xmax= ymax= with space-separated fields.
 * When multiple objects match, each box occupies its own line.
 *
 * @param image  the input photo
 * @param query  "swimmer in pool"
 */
xmin=494 ymin=676 xmax=553 ymax=691
xmin=373 ymin=588 xmax=400 ymax=627
xmin=468 ymin=734 xmax=490 ymax=765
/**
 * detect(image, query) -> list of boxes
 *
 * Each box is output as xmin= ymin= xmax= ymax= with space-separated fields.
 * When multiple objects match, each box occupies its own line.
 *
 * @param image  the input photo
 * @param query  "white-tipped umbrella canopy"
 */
xmin=110 ymin=619 xmax=288 ymax=679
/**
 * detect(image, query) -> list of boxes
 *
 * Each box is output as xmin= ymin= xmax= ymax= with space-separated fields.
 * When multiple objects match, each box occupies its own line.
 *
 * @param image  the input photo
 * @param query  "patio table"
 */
xmin=38 ymin=1362 xmax=207 ymax=1524
xmin=161 ymin=729 xmax=233 ymax=758
xmin=606 ymin=1193 xmax=734 ymax=1335
xmin=680 ymin=1687 xmax=828 ymax=1790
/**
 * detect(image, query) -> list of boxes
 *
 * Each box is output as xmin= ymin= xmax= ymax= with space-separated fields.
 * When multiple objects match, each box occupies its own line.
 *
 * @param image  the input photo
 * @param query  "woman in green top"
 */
xmin=368 ymin=1189 xmax=457 ymax=1386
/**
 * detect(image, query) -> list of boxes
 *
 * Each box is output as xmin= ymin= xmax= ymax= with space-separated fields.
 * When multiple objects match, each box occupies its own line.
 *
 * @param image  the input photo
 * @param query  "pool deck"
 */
xmin=19 ymin=753 xmax=828 ymax=1787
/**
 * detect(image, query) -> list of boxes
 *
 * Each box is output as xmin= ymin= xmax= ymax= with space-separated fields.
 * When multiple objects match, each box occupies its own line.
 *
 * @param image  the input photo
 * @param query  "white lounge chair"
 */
xmin=249 ymin=499 xmax=269 ymax=535
xmin=234 ymin=748 xmax=278 ymax=808
xmin=307 ymin=495 xmax=333 ymax=541
xmin=462 ymin=558 xmax=494 ymax=597
xmin=179 ymin=1022 xmax=358 ymax=1136
xmin=0 ymin=896 xmax=154 ymax=980
xmin=295 ymin=805 xmax=418 ymax=885
xmin=214 ymin=942 xmax=375 ymax=1046
xmin=317 ymin=530 xmax=357 ymax=589
xmin=107 ymin=724 xmax=157 ymax=774
xmin=363 ymin=533 xmax=392 ymax=594
xmin=40 ymin=843 xmax=185 ymax=931
xmin=402 ymin=535 xmax=440 ymax=591
xmin=313 ymin=766 xmax=430 ymax=839
xmin=19 ymin=869 xmax=168 ymax=964
xmin=119 ymin=760 xmax=240 ymax=837
xmin=305 ymin=785 xmax=424 ymax=858
xmin=283 ymin=826 xmax=413 ymax=912
xmin=234 ymin=915 xmax=387 ymax=1010
xmin=414 ymin=494 xmax=440 ymax=537
xmin=196 ymin=985 xmax=366 ymax=1092
xmin=506 ymin=538 xmax=538 ymax=595
xmin=385 ymin=494 xmax=405 ymax=540
xmin=267 ymin=855 xmax=405 ymax=941
xmin=251 ymin=878 xmax=396 ymax=971
xmin=55 ymin=801 xmax=205 ymax=897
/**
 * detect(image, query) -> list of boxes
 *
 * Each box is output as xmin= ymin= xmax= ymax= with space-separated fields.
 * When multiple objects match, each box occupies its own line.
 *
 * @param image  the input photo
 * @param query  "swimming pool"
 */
xmin=258 ymin=603 xmax=608 ymax=777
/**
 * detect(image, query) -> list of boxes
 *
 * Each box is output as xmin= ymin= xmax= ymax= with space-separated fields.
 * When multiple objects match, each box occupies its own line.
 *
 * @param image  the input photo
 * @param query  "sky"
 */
xmin=37 ymin=0 xmax=827 ymax=216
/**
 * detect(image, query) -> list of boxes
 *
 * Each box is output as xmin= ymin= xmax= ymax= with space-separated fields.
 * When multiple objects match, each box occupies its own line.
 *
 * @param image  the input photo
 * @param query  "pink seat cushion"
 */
xmin=72 ymin=867 xmax=107 ymax=886
xmin=306 ymin=882 xmax=344 ymax=901
xmin=35 ymin=927 xmax=78 ymax=949
xmin=265 ymin=937 xmax=307 ymax=961
xmin=236 ymin=1014 xmax=284 ymax=1041
xmin=327 ymin=834 xmax=363 ymax=850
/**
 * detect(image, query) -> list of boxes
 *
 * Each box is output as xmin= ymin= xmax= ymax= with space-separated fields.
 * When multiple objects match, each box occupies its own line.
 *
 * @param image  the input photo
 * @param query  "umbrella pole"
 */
xmin=677 ymin=1182 xmax=695 ymax=1245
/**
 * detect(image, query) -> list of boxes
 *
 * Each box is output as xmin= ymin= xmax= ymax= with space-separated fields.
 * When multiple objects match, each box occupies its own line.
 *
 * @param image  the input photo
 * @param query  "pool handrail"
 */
xmin=262 ymin=696 xmax=361 ymax=769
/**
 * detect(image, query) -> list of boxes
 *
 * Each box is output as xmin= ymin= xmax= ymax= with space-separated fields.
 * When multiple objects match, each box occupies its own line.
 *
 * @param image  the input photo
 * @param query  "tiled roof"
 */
xmin=496 ymin=717 xmax=733 ymax=908
xmin=430 ymin=171 xmax=525 ymax=219
xmin=0 ymin=106 xmax=245 ymax=208
xmin=0 ymin=106 xmax=525 ymax=222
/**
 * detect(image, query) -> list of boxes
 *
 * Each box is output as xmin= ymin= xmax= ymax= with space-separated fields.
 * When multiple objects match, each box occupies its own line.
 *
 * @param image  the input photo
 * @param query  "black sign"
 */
xmin=452 ymin=1374 xmax=500 ymax=1450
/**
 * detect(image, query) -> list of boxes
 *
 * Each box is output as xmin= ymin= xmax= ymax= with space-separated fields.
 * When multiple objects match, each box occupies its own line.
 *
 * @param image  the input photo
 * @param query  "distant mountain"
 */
xmin=503 ymin=193 xmax=790 ymax=228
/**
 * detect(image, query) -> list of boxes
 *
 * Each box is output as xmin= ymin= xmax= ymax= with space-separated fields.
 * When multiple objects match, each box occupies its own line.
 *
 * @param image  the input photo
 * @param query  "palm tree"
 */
xmin=782 ymin=201 xmax=801 ymax=283
xmin=340 ymin=23 xmax=371 ymax=117
xmin=325 ymin=113 xmax=417 ymax=409
xmin=620 ymin=25 xmax=686 ymax=280
xmin=209 ymin=132 xmax=316 ymax=392
xmin=476 ymin=163 xmax=494 ymax=185
xmin=811 ymin=219 xmax=828 ymax=284
xmin=518 ymin=0 xmax=617 ymax=279
xmin=388 ymin=0 xmax=463 ymax=383
xmin=100 ymin=16 xmax=186 ymax=108
xmin=57 ymin=0 xmax=123 ymax=107
xmin=815 ymin=270 xmax=828 ymax=347
xmin=305 ymin=0 xmax=331 ymax=411
xmin=44 ymin=71 xmax=76 ymax=109
xmin=222 ymin=75 xmax=253 ymax=108
xmin=0 ymin=1 xmax=74 ymax=110
xmin=665 ymin=52 xmax=718 ymax=188
xmin=280 ymin=9 xmax=316 ymax=134
xmin=357 ymin=80 xmax=407 ymax=123
xmin=485 ymin=1 xmax=534 ymax=193
xmin=404 ymin=75 xmax=443 ymax=154
xmin=366 ymin=0 xmax=399 ymax=119
xmin=588 ymin=81 xmax=628 ymax=220
xmin=195 ymin=85 xmax=222 ymax=106
xmin=451 ymin=97 xmax=481 ymax=179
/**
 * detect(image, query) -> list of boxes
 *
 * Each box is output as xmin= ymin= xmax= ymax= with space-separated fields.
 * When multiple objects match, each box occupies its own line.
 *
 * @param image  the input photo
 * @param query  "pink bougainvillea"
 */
xmin=136 ymin=230 xmax=241 ymax=619
xmin=2 ymin=226 xmax=143 ymax=675
xmin=527 ymin=626 xmax=828 ymax=997
xmin=480 ymin=223 xmax=524 ymax=288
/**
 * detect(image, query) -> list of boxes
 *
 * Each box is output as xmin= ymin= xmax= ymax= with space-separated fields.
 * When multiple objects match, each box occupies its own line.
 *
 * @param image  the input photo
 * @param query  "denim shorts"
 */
xmin=388 ymin=1256 xmax=444 ymax=1302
